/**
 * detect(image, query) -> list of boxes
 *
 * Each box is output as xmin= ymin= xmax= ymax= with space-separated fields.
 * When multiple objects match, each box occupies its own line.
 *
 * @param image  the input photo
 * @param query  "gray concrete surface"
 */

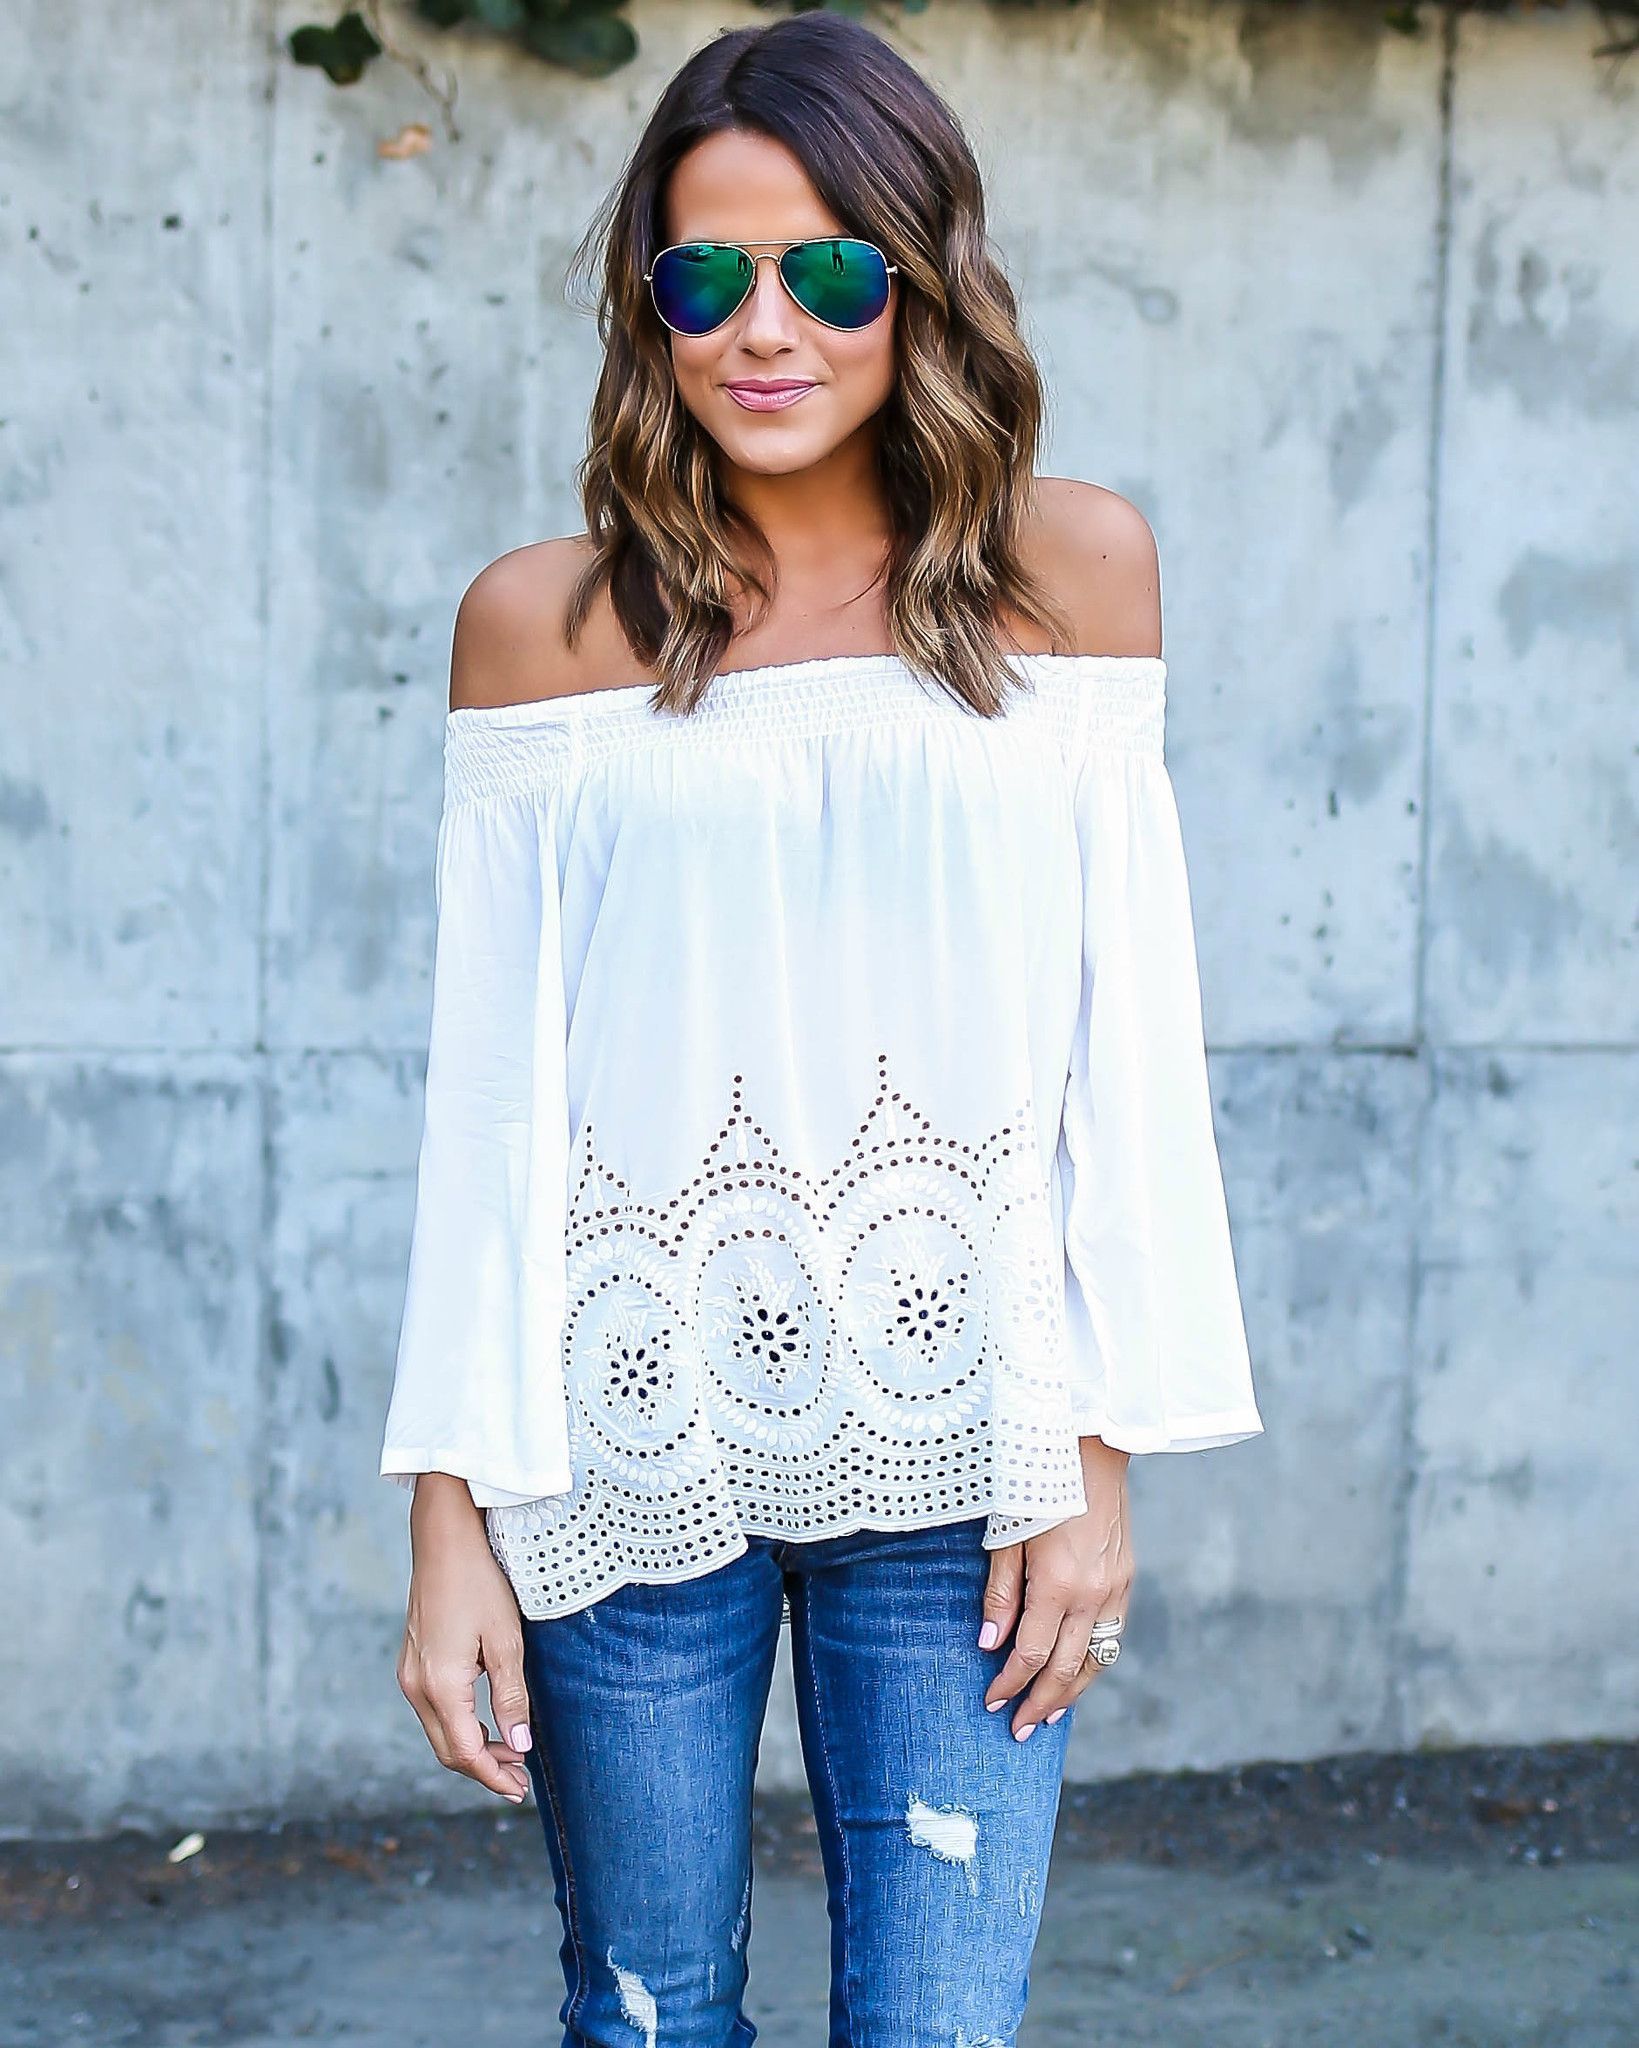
xmin=1 ymin=0 xmax=1636 ymax=1835
xmin=4 ymin=1742 xmax=1637 ymax=2047
xmin=6 ymin=1859 xmax=1637 ymax=2048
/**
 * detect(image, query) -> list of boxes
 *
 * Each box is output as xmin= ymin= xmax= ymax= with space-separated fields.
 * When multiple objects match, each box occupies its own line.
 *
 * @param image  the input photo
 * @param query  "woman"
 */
xmin=380 ymin=12 xmax=1263 ymax=2044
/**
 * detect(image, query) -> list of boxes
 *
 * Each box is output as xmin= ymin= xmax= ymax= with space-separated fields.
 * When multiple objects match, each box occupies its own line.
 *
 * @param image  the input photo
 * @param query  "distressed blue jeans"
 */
xmin=518 ymin=1516 xmax=1071 ymax=2048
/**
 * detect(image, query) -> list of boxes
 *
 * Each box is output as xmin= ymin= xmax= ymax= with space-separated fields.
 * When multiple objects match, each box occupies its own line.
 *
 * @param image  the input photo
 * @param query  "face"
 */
xmin=654 ymin=128 xmax=898 ymax=479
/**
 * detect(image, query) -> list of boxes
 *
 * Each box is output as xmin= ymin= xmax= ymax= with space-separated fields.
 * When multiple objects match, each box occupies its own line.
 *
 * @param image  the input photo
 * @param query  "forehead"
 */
xmin=662 ymin=128 xmax=848 ymax=244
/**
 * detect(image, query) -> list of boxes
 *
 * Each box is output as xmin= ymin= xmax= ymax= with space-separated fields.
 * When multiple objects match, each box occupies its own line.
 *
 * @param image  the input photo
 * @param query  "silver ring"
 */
xmin=1086 ymin=1616 xmax=1124 ymax=1668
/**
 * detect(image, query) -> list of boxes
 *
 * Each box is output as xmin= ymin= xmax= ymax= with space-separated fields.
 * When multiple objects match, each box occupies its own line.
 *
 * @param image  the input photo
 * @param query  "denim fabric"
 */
xmin=518 ymin=1516 xmax=1071 ymax=2048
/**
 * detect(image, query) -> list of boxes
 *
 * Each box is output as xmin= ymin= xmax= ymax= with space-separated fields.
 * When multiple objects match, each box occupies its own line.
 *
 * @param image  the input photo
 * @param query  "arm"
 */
xmin=981 ymin=484 xmax=1260 ymax=1734
xmin=391 ymin=544 xmax=592 ymax=1802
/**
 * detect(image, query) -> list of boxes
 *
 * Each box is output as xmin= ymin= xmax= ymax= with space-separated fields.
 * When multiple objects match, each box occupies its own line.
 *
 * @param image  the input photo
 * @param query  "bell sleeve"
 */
xmin=1054 ymin=669 xmax=1265 ymax=1454
xmin=378 ymin=725 xmax=575 ymax=1508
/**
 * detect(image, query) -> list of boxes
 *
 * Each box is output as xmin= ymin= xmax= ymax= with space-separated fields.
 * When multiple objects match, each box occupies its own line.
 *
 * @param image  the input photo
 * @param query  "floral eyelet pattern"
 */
xmin=485 ymin=1053 xmax=1096 ymax=1617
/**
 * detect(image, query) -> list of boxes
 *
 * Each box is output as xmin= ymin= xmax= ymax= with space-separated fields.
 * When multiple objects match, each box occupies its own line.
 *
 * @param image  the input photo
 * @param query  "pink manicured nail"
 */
xmin=1046 ymin=1709 xmax=1066 ymax=1725
xmin=509 ymin=1724 xmax=531 ymax=1752
xmin=1014 ymin=1722 xmax=1037 ymax=1742
xmin=986 ymin=1698 xmax=1005 ymax=1712
xmin=978 ymin=1621 xmax=999 ymax=1650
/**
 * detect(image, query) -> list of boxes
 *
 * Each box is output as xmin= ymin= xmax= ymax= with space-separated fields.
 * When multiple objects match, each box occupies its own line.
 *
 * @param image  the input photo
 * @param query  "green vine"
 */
xmin=286 ymin=0 xmax=1638 ymax=131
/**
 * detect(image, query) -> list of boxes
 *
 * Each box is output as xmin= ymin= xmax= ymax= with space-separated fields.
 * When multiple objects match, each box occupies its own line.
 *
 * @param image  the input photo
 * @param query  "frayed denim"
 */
xmin=519 ymin=1515 xmax=1070 ymax=2048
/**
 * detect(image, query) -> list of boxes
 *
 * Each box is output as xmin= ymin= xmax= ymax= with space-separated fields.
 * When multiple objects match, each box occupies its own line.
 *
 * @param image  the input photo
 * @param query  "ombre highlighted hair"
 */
xmin=561 ymin=10 xmax=1075 ymax=719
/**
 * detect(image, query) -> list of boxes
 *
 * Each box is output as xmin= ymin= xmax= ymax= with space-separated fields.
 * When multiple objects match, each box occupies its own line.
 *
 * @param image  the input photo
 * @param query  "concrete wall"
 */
xmin=0 ymin=0 xmax=1633 ymax=1836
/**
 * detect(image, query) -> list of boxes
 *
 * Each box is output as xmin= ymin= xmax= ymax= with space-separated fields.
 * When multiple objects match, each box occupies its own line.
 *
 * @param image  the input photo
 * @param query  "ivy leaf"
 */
xmin=471 ymin=0 xmax=529 ymax=30
xmin=521 ymin=2 xmax=638 ymax=77
xmin=288 ymin=12 xmax=384 ymax=85
xmin=411 ymin=0 xmax=470 ymax=26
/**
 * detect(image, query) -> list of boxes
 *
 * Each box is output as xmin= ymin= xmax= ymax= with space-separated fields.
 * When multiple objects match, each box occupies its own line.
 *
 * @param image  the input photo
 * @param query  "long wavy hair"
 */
xmin=561 ymin=10 xmax=1076 ymax=719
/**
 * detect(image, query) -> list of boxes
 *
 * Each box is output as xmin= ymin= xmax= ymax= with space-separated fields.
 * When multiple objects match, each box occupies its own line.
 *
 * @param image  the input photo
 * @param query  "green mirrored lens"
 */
xmin=650 ymin=244 xmax=754 ymax=334
xmin=779 ymin=239 xmax=891 ymax=329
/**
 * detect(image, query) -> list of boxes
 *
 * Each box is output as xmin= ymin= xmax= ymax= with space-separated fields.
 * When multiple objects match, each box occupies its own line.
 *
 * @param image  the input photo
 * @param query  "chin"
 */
xmin=705 ymin=404 xmax=830 ymax=462
xmin=725 ymin=437 xmax=833 ymax=475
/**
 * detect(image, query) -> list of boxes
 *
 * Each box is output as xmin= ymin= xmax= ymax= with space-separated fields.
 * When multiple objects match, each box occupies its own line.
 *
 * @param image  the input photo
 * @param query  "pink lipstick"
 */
xmin=724 ymin=380 xmax=816 ymax=412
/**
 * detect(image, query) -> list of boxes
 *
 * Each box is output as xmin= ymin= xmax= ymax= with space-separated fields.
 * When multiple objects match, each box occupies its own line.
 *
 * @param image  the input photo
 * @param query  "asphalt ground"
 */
xmin=2 ymin=1741 xmax=1634 ymax=2046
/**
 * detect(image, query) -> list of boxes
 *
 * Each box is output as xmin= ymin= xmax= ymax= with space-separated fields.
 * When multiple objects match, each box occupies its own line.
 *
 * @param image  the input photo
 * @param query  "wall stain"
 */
xmin=1494 ymin=548 xmax=1639 ymax=666
xmin=0 ymin=775 xmax=53 ymax=840
xmin=1468 ymin=216 xmax=1637 ymax=422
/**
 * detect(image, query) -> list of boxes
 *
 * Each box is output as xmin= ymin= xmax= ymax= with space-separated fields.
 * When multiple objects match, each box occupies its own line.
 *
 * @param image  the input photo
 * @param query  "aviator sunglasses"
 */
xmin=644 ymin=237 xmax=898 ymax=337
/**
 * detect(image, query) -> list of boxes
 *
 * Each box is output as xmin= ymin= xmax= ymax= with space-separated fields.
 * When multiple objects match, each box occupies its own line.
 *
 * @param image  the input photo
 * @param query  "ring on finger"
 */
xmin=1084 ymin=1615 xmax=1125 ymax=1669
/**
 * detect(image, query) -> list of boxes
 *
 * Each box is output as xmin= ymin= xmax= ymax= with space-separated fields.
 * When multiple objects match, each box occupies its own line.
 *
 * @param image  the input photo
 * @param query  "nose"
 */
xmin=738 ymin=252 xmax=801 ymax=350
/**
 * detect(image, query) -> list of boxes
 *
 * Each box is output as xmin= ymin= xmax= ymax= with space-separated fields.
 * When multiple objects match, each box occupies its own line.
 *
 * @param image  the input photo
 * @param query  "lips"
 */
xmin=724 ymin=380 xmax=816 ymax=412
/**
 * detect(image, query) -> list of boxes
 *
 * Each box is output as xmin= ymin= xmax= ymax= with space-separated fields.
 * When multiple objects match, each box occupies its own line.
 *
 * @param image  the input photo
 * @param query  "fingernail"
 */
xmin=978 ymin=1621 xmax=999 ymax=1650
xmin=985 ymin=1698 xmax=1005 ymax=1712
xmin=1046 ymin=1709 xmax=1067 ymax=1725
xmin=1014 ymin=1722 xmax=1036 ymax=1742
xmin=509 ymin=1723 xmax=531 ymax=1752
xmin=506 ymin=1790 xmax=526 ymax=1804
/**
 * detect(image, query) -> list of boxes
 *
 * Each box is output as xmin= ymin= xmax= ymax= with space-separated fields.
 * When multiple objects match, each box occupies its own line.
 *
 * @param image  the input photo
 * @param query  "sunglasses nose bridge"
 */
xmin=739 ymin=249 xmax=803 ymax=328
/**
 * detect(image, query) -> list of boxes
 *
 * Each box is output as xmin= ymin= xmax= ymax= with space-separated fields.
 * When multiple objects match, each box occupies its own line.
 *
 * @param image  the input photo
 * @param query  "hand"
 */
xmin=979 ymin=1436 xmax=1135 ymax=1740
xmin=396 ymin=1474 xmax=535 ymax=1804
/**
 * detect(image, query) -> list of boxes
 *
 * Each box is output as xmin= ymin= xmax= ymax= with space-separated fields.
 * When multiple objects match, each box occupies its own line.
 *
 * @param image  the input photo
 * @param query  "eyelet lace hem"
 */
xmin=484 ymin=1053 xmax=1102 ymax=1618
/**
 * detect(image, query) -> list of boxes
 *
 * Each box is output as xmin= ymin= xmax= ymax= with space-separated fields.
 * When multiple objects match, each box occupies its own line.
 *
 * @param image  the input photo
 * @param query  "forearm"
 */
xmin=1081 ymin=1433 xmax=1131 ymax=1473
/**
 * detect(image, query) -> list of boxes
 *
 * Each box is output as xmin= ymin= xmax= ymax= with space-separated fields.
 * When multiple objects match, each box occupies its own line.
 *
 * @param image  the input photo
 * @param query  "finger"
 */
xmin=426 ymin=1660 xmax=529 ymax=1802
xmin=978 ymin=1544 xmax=1024 ymax=1653
xmin=398 ymin=1644 xmax=457 ymax=1772
xmin=478 ymin=1730 xmax=533 ymax=1802
xmin=1012 ymin=1609 xmax=1096 ymax=1734
xmin=984 ymin=1575 xmax=1067 ymax=1713
xmin=485 ymin=1635 xmax=534 ymax=1764
xmin=1034 ymin=1582 xmax=1135 ymax=1733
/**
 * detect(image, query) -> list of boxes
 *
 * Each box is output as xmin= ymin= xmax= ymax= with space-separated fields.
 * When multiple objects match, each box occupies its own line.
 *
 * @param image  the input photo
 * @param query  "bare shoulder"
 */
xmin=449 ymin=534 xmax=646 ymax=711
xmin=1023 ymin=477 xmax=1163 ymax=660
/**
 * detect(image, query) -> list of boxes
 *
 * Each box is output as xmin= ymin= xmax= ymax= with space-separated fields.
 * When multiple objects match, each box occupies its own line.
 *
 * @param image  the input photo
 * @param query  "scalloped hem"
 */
xmin=498 ymin=1492 xmax=1099 ymax=1622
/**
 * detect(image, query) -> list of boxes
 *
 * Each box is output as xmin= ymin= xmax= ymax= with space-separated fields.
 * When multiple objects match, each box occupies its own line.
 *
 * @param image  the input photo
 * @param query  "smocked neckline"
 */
xmin=445 ymin=648 xmax=1166 ymax=728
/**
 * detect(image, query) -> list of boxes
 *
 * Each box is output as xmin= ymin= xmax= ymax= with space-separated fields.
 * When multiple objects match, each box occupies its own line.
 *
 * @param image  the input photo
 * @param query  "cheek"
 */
xmin=668 ymin=338 xmax=717 ymax=411
xmin=828 ymin=326 xmax=897 ymax=409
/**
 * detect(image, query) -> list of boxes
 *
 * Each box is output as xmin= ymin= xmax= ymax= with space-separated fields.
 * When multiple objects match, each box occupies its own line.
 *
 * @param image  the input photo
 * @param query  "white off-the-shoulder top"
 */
xmin=378 ymin=649 xmax=1264 ymax=1617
